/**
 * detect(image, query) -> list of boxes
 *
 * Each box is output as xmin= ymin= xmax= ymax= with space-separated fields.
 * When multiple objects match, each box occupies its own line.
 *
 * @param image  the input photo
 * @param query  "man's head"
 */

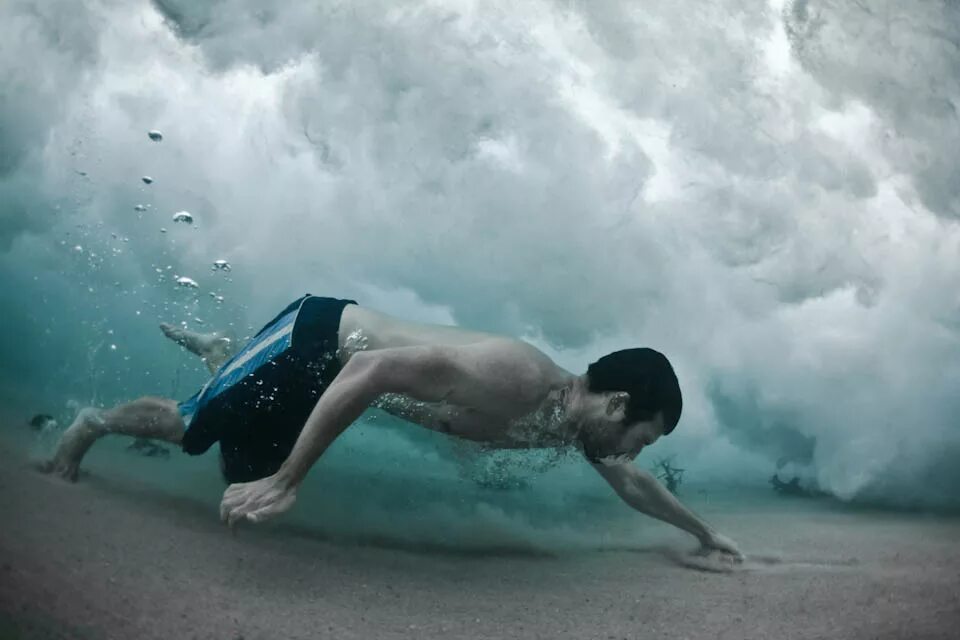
xmin=574 ymin=348 xmax=682 ymax=464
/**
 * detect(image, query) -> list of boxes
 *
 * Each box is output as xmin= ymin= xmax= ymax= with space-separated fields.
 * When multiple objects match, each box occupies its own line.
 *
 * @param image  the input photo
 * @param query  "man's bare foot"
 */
xmin=159 ymin=323 xmax=232 ymax=364
xmin=38 ymin=408 xmax=106 ymax=482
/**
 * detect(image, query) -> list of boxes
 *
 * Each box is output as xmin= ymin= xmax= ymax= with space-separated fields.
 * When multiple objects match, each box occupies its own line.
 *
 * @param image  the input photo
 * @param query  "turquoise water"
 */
xmin=2 ymin=0 xmax=960 ymax=557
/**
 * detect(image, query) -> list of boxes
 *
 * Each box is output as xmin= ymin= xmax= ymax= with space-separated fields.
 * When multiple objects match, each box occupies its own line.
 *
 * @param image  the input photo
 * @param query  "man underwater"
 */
xmin=42 ymin=294 xmax=742 ymax=560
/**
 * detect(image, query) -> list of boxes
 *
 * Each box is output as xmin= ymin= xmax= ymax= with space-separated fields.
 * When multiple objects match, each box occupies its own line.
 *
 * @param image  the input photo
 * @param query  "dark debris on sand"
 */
xmin=27 ymin=414 xmax=57 ymax=431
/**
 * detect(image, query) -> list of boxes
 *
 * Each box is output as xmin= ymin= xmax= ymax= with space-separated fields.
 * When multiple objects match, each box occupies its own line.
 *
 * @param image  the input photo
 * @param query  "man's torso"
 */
xmin=335 ymin=304 xmax=574 ymax=448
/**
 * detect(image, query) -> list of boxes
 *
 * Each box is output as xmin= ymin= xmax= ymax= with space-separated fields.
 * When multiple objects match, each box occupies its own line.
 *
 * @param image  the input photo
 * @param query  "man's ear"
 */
xmin=606 ymin=392 xmax=630 ymax=418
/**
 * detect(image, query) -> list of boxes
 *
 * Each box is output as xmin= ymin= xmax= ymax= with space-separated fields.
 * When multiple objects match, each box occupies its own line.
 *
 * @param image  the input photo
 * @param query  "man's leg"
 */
xmin=39 ymin=397 xmax=184 ymax=481
xmin=159 ymin=323 xmax=235 ymax=374
xmin=39 ymin=323 xmax=240 ymax=481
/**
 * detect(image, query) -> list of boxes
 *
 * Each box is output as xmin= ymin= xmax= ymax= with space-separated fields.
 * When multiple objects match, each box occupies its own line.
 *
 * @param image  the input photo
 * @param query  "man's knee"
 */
xmin=75 ymin=407 xmax=108 ymax=434
xmin=102 ymin=397 xmax=184 ymax=442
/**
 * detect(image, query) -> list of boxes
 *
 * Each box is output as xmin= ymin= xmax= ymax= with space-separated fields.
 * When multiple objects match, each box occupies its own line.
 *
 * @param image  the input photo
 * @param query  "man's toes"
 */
xmin=53 ymin=461 xmax=79 ymax=482
xmin=35 ymin=460 xmax=54 ymax=474
xmin=36 ymin=457 xmax=77 ymax=481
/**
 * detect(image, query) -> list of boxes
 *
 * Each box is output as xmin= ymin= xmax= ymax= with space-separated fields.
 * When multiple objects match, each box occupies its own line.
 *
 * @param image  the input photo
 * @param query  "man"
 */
xmin=42 ymin=294 xmax=742 ymax=559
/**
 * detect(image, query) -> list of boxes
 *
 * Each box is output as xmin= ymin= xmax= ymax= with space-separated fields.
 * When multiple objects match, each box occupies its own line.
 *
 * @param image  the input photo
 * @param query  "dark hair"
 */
xmin=586 ymin=348 xmax=683 ymax=434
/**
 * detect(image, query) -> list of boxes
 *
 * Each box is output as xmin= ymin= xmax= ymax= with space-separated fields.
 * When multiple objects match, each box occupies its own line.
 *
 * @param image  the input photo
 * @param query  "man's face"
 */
xmin=578 ymin=399 xmax=666 ymax=464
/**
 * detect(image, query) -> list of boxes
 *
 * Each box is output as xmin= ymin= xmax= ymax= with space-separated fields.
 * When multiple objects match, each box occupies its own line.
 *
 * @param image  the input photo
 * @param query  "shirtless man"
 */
xmin=42 ymin=294 xmax=742 ymax=559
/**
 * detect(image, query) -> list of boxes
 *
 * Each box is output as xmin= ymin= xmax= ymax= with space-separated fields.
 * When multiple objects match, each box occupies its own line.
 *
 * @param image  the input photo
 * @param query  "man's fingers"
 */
xmin=225 ymin=504 xmax=272 ymax=527
xmin=246 ymin=501 xmax=283 ymax=524
xmin=217 ymin=477 xmax=295 ymax=529
xmin=220 ymin=496 xmax=239 ymax=523
xmin=228 ymin=505 xmax=250 ymax=528
xmin=222 ymin=482 xmax=246 ymax=503
xmin=220 ymin=482 xmax=249 ymax=523
xmin=717 ymin=550 xmax=744 ymax=564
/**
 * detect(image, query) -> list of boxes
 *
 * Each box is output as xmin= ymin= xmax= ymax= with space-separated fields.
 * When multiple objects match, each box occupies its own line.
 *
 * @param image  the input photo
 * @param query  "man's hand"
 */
xmin=220 ymin=474 xmax=297 ymax=527
xmin=697 ymin=531 xmax=744 ymax=562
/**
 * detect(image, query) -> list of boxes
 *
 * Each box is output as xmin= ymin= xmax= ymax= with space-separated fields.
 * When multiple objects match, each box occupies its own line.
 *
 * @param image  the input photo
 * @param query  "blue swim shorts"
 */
xmin=178 ymin=294 xmax=356 ymax=483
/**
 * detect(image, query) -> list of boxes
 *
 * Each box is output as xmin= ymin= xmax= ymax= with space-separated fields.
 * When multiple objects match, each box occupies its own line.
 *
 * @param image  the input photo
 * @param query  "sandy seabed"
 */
xmin=1 ymin=430 xmax=959 ymax=640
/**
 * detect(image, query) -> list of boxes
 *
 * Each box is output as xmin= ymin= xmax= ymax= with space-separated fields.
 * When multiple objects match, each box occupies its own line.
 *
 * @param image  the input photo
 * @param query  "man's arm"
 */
xmin=277 ymin=346 xmax=460 ymax=487
xmin=592 ymin=461 xmax=742 ymax=557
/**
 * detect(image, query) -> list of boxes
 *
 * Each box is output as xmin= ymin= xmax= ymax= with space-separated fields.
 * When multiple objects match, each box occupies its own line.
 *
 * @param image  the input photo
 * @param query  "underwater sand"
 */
xmin=1 ymin=431 xmax=959 ymax=640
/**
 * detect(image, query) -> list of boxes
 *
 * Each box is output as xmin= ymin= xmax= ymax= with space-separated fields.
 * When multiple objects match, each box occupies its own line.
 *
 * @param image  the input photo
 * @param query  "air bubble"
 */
xmin=142 ymin=176 xmax=154 ymax=185
xmin=172 ymin=211 xmax=194 ymax=224
xmin=148 ymin=130 xmax=163 ymax=142
xmin=175 ymin=276 xmax=199 ymax=289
